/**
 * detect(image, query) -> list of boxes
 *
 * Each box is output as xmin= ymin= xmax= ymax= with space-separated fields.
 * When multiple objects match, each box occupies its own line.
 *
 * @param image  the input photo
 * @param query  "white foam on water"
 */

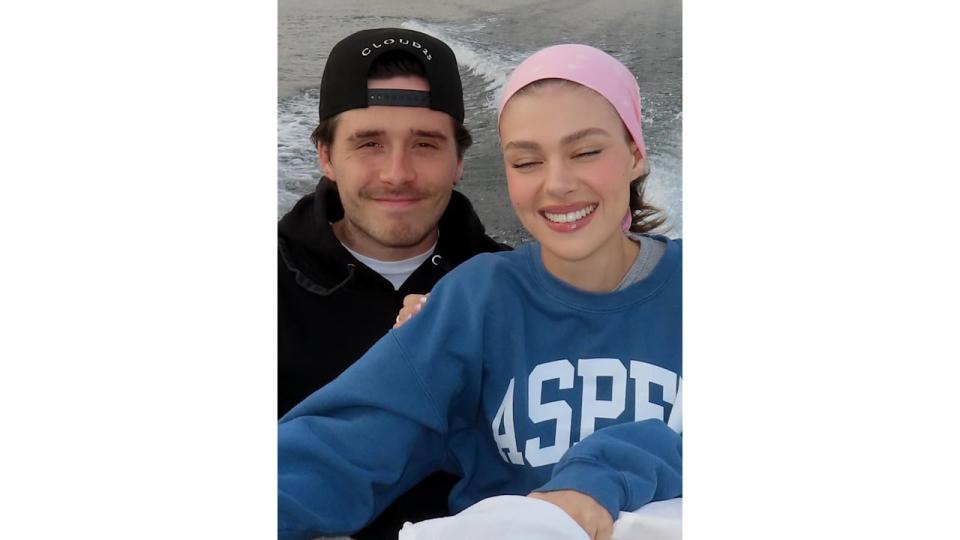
xmin=400 ymin=20 xmax=522 ymax=109
xmin=646 ymin=152 xmax=683 ymax=239
xmin=277 ymin=89 xmax=322 ymax=217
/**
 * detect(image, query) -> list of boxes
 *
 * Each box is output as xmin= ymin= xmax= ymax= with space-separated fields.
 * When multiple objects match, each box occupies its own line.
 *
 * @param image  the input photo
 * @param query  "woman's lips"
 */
xmin=540 ymin=203 xmax=598 ymax=232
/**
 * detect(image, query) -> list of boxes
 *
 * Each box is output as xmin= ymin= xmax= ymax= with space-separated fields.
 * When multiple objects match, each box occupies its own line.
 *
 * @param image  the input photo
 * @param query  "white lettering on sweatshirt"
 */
xmin=492 ymin=358 xmax=682 ymax=466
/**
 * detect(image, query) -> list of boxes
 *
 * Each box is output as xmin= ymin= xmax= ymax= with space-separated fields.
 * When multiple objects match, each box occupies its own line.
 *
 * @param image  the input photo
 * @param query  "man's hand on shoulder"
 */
xmin=393 ymin=293 xmax=429 ymax=329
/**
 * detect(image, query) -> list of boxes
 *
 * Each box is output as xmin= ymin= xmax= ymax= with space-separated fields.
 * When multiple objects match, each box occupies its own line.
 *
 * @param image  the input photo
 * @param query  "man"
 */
xmin=278 ymin=28 xmax=508 ymax=539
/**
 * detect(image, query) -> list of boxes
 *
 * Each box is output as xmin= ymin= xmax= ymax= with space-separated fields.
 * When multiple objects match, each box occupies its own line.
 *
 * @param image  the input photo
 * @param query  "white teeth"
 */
xmin=543 ymin=204 xmax=597 ymax=223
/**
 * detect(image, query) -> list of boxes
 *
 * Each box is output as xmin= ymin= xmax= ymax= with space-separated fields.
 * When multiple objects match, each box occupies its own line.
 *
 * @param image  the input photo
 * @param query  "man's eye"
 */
xmin=358 ymin=141 xmax=381 ymax=149
xmin=415 ymin=142 xmax=438 ymax=149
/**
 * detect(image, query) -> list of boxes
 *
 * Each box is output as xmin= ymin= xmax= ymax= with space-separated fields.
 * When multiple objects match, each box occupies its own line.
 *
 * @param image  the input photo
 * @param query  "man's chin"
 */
xmin=379 ymin=236 xmax=434 ymax=250
xmin=371 ymin=228 xmax=436 ymax=250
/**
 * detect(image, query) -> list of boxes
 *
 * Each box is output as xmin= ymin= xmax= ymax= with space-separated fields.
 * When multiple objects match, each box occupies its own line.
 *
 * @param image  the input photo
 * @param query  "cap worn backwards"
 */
xmin=498 ymin=44 xmax=646 ymax=158
xmin=319 ymin=28 xmax=465 ymax=123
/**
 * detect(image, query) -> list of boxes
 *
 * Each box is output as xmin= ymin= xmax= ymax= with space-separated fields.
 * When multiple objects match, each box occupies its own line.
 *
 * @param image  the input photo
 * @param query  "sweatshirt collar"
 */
xmin=524 ymin=236 xmax=681 ymax=311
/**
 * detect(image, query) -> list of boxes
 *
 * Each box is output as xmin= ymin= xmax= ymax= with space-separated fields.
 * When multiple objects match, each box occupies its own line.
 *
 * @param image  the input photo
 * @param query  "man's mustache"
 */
xmin=359 ymin=188 xmax=431 ymax=199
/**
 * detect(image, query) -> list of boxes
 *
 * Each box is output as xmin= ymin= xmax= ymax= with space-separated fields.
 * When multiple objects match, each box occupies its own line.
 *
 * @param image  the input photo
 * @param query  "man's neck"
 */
xmin=331 ymin=220 xmax=439 ymax=262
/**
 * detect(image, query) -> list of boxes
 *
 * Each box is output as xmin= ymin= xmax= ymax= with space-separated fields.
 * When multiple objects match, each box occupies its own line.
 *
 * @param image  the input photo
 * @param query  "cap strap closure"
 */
xmin=367 ymin=89 xmax=431 ymax=108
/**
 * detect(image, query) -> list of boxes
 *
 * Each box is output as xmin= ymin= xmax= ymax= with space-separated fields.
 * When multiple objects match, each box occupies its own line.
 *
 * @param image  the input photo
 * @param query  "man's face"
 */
xmin=319 ymin=75 xmax=464 ymax=261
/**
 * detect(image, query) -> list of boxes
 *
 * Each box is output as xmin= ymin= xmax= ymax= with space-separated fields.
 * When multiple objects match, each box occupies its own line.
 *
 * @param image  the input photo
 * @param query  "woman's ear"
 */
xmin=628 ymin=142 xmax=649 ymax=178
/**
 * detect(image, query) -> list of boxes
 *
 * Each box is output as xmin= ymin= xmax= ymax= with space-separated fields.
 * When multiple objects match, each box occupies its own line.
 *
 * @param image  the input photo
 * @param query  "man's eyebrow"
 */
xmin=346 ymin=129 xmax=449 ymax=141
xmin=411 ymin=129 xmax=449 ymax=141
xmin=346 ymin=129 xmax=385 ymax=140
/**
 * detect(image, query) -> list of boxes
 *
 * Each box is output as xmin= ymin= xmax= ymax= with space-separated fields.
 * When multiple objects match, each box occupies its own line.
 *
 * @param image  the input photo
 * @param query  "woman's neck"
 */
xmin=541 ymin=233 xmax=641 ymax=293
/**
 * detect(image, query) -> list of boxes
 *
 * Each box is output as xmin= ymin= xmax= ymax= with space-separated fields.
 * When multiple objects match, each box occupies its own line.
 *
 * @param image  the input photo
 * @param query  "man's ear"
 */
xmin=453 ymin=156 xmax=465 ymax=186
xmin=318 ymin=144 xmax=336 ymax=181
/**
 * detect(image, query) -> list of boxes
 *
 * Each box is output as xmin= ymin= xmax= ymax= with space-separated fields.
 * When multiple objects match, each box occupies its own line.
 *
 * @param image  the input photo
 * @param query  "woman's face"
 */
xmin=499 ymin=82 xmax=647 ymax=265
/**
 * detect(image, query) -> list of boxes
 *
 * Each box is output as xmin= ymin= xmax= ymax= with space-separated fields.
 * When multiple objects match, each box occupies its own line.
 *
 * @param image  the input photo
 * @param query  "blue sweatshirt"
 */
xmin=278 ymin=239 xmax=683 ymax=539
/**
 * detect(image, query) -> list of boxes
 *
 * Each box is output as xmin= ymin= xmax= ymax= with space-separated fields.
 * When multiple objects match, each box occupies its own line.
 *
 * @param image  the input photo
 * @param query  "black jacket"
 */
xmin=278 ymin=178 xmax=509 ymax=539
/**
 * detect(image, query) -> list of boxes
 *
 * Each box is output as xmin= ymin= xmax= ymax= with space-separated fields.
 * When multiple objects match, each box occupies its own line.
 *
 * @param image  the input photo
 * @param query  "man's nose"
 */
xmin=380 ymin=147 xmax=416 ymax=185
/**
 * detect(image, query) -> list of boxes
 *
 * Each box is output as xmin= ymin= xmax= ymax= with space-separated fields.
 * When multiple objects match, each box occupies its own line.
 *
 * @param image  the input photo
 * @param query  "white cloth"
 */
xmin=397 ymin=495 xmax=682 ymax=540
xmin=340 ymin=238 xmax=437 ymax=290
xmin=611 ymin=498 xmax=682 ymax=540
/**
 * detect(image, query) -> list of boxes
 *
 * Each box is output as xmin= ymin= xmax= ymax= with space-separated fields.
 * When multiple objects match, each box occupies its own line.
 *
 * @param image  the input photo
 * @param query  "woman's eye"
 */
xmin=512 ymin=161 xmax=541 ymax=169
xmin=574 ymin=149 xmax=601 ymax=159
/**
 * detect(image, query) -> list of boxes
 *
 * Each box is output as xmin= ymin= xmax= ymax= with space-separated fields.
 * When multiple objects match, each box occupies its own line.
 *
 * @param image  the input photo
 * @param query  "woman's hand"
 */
xmin=392 ymin=293 xmax=429 ymax=329
xmin=528 ymin=490 xmax=614 ymax=540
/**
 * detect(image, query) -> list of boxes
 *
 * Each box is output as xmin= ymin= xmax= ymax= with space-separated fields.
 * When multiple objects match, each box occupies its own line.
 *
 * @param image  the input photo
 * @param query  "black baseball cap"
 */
xmin=318 ymin=28 xmax=465 ymax=123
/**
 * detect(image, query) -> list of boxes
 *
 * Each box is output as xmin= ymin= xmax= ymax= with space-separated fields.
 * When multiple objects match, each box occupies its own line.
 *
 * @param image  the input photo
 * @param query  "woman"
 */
xmin=279 ymin=44 xmax=682 ymax=540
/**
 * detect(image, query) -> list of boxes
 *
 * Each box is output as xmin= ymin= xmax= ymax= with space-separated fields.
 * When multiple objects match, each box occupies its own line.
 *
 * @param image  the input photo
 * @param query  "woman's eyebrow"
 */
xmin=560 ymin=127 xmax=611 ymax=145
xmin=502 ymin=139 xmax=540 ymax=152
xmin=503 ymin=127 xmax=612 ymax=152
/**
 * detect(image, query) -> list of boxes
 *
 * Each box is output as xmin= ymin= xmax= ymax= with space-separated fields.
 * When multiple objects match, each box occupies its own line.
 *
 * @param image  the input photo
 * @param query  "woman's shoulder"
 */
xmin=453 ymin=244 xmax=530 ymax=274
xmin=435 ymin=245 xmax=533 ymax=292
xmin=628 ymin=232 xmax=681 ymax=247
xmin=636 ymin=234 xmax=682 ymax=267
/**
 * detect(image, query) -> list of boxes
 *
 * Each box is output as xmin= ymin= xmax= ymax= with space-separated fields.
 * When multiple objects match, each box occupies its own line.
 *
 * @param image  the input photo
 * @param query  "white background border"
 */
xmin=2 ymin=0 xmax=959 ymax=538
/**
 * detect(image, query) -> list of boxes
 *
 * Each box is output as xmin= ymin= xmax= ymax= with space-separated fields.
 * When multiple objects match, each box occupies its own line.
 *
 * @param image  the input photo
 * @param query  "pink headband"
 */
xmin=497 ymin=44 xmax=646 ymax=158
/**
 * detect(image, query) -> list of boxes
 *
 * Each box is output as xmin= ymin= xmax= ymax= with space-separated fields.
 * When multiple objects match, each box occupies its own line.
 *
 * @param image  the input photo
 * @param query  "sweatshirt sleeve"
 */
xmin=532 ymin=419 xmax=682 ymax=521
xmin=278 ymin=271 xmax=486 ymax=540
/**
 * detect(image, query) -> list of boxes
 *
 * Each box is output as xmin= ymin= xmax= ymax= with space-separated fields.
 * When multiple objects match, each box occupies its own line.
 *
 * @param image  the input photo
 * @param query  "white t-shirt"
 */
xmin=341 ymin=241 xmax=437 ymax=290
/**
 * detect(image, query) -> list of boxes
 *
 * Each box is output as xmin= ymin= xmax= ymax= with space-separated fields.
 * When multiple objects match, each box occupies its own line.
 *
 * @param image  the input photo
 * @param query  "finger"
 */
xmin=595 ymin=521 xmax=613 ymax=540
xmin=405 ymin=294 xmax=429 ymax=308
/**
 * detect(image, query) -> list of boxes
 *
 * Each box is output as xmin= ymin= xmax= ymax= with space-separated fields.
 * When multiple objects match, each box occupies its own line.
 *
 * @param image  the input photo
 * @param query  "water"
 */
xmin=279 ymin=0 xmax=682 ymax=245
